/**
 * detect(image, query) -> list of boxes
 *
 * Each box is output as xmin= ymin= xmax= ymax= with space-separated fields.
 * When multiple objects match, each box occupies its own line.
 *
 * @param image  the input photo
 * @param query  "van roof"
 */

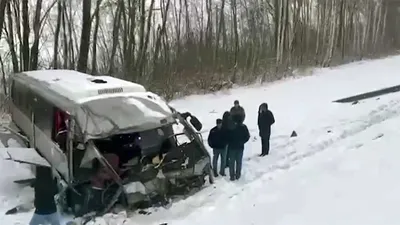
xmin=11 ymin=70 xmax=175 ymax=141
xmin=13 ymin=70 xmax=147 ymax=103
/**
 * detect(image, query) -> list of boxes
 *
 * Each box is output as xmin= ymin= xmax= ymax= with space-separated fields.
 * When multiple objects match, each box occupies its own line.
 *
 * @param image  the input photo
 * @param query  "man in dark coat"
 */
xmin=226 ymin=122 xmax=250 ymax=181
xmin=230 ymin=100 xmax=246 ymax=124
xmin=258 ymin=103 xmax=275 ymax=156
xmin=29 ymin=166 xmax=61 ymax=225
xmin=221 ymin=111 xmax=235 ymax=168
xmin=207 ymin=119 xmax=227 ymax=177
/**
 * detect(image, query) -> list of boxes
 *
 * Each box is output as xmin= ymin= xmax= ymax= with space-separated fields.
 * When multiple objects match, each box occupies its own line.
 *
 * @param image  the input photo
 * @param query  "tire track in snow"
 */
xmin=241 ymin=99 xmax=400 ymax=188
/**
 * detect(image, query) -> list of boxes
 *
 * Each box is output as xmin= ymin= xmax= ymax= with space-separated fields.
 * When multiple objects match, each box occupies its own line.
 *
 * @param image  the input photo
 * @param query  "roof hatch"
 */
xmin=90 ymin=78 xmax=107 ymax=84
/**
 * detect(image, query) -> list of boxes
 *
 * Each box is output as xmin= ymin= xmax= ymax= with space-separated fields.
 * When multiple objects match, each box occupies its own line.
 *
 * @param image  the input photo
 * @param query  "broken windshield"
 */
xmin=76 ymin=92 xmax=175 ymax=140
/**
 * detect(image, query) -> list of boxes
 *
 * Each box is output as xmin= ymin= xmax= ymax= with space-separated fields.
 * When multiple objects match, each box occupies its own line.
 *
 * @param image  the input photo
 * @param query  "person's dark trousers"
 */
xmin=212 ymin=148 xmax=227 ymax=176
xmin=261 ymin=134 xmax=270 ymax=156
xmin=225 ymin=149 xmax=230 ymax=168
xmin=228 ymin=149 xmax=244 ymax=180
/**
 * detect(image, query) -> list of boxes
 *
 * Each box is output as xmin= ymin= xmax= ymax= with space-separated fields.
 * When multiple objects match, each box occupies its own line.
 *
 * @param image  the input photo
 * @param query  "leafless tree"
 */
xmin=77 ymin=0 xmax=92 ymax=72
xmin=0 ymin=0 xmax=400 ymax=99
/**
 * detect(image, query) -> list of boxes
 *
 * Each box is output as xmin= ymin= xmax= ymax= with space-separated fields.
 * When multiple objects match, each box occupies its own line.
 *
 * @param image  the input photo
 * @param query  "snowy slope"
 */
xmin=4 ymin=55 xmax=400 ymax=224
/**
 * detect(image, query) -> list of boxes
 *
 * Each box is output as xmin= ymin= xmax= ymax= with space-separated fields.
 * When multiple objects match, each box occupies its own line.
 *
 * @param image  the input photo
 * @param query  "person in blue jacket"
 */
xmin=208 ymin=119 xmax=227 ymax=177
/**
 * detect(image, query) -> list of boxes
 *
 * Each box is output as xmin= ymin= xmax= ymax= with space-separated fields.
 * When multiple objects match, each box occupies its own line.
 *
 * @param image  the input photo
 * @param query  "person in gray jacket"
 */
xmin=230 ymin=100 xmax=246 ymax=124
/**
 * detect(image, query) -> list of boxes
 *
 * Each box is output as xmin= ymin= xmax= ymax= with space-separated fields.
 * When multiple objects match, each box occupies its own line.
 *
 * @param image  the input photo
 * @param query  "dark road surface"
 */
xmin=334 ymin=84 xmax=400 ymax=103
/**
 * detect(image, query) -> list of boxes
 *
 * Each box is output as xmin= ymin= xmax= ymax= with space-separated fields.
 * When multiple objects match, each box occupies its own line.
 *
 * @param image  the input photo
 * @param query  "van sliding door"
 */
xmin=32 ymin=96 xmax=69 ymax=180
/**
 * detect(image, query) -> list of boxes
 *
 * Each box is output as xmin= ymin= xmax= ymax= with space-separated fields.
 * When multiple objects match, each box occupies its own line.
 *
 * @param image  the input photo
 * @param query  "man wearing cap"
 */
xmin=207 ymin=119 xmax=228 ymax=177
xmin=230 ymin=100 xmax=246 ymax=124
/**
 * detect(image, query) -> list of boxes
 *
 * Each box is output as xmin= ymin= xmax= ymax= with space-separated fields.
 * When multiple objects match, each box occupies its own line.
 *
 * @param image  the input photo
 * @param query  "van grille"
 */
xmin=98 ymin=87 xmax=123 ymax=95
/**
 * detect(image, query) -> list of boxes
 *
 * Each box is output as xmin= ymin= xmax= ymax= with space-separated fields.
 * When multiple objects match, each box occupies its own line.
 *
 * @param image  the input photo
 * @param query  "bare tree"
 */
xmin=29 ymin=0 xmax=44 ymax=70
xmin=91 ymin=0 xmax=103 ymax=74
xmin=0 ymin=0 xmax=399 ymax=99
xmin=0 ymin=0 xmax=9 ymax=39
xmin=52 ymin=0 xmax=62 ymax=69
xmin=77 ymin=0 xmax=92 ymax=73
xmin=4 ymin=1 xmax=18 ymax=72
xmin=21 ymin=0 xmax=30 ymax=71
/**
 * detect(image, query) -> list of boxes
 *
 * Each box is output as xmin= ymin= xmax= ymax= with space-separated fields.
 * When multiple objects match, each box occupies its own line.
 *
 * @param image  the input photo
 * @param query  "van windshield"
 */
xmin=76 ymin=93 xmax=175 ymax=140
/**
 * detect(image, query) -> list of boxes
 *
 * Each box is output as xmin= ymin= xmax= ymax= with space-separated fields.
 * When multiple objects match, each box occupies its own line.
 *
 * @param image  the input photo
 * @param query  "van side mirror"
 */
xmin=189 ymin=116 xmax=202 ymax=132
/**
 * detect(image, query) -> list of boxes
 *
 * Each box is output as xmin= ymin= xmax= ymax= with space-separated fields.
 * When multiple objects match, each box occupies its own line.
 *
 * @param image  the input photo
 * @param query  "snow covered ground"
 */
xmin=3 ymin=55 xmax=400 ymax=224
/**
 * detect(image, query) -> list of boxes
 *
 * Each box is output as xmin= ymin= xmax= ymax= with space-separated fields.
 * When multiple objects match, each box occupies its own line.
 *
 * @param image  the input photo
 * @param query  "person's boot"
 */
xmin=213 ymin=170 xmax=219 ymax=177
xmin=260 ymin=148 xmax=265 ymax=156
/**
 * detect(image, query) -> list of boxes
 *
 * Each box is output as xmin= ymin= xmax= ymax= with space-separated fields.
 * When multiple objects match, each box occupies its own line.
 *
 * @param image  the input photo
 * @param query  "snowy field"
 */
xmin=3 ymin=55 xmax=400 ymax=224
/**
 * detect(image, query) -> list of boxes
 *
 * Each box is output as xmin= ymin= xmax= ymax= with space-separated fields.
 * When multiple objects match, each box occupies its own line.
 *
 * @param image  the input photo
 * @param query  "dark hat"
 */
xmin=216 ymin=119 xmax=222 ymax=124
xmin=234 ymin=100 xmax=239 ymax=104
xmin=222 ymin=111 xmax=230 ymax=119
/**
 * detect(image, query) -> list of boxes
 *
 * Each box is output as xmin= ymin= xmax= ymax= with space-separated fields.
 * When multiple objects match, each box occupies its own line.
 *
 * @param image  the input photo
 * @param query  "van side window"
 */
xmin=12 ymin=81 xmax=31 ymax=117
xmin=12 ymin=81 xmax=20 ymax=106
xmin=33 ymin=95 xmax=53 ymax=137
xmin=21 ymin=85 xmax=29 ymax=116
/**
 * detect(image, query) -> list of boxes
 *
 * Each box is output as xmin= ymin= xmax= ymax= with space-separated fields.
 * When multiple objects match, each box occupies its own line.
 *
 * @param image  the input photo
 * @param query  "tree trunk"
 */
xmin=6 ymin=1 xmax=19 ymax=72
xmin=109 ymin=0 xmax=122 ymax=75
xmin=231 ymin=0 xmax=239 ymax=82
xmin=77 ymin=0 xmax=92 ymax=73
xmin=0 ymin=0 xmax=9 ymax=40
xmin=52 ymin=0 xmax=62 ymax=69
xmin=91 ymin=0 xmax=102 ymax=75
xmin=30 ymin=0 xmax=43 ymax=70
xmin=21 ymin=0 xmax=30 ymax=71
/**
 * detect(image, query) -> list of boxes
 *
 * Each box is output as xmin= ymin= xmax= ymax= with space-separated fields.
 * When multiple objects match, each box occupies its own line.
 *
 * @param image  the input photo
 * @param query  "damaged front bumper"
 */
xmin=60 ymin=152 xmax=212 ymax=218
xmin=122 ymin=156 xmax=211 ymax=205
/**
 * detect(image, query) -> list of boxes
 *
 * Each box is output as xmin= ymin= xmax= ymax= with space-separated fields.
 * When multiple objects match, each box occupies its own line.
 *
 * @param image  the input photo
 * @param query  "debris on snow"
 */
xmin=372 ymin=133 xmax=384 ymax=140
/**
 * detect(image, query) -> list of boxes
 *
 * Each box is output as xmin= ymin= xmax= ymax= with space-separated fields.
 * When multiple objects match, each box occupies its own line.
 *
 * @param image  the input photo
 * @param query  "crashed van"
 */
xmin=1 ymin=70 xmax=214 ymax=217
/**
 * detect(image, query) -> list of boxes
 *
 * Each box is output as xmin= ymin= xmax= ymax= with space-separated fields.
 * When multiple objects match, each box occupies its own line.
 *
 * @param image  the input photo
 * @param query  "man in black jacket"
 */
xmin=29 ymin=166 xmax=61 ymax=225
xmin=226 ymin=122 xmax=250 ymax=181
xmin=258 ymin=103 xmax=275 ymax=156
xmin=230 ymin=100 xmax=246 ymax=124
xmin=208 ymin=119 xmax=227 ymax=177
xmin=221 ymin=111 xmax=235 ymax=169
